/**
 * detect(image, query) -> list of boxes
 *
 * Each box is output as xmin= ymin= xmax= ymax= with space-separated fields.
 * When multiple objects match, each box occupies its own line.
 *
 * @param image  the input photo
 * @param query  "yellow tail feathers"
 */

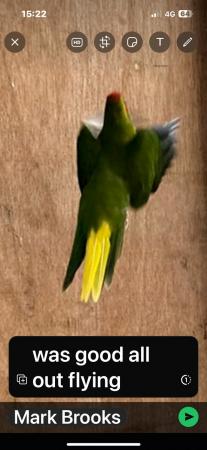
xmin=81 ymin=221 xmax=111 ymax=303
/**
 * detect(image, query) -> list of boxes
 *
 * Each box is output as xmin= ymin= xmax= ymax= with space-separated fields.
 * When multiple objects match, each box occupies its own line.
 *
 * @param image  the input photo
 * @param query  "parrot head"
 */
xmin=100 ymin=92 xmax=136 ymax=144
xmin=104 ymin=92 xmax=130 ymax=124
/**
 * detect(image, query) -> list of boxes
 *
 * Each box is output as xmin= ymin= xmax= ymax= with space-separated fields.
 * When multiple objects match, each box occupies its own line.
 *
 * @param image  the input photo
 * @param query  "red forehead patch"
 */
xmin=107 ymin=92 xmax=121 ymax=102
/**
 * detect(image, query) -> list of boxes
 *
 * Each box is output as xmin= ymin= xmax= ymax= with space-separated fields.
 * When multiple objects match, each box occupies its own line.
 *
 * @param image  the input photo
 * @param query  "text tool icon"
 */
xmin=4 ymin=32 xmax=25 ymax=53
xmin=122 ymin=32 xmax=143 ymax=53
xmin=94 ymin=32 xmax=115 ymax=53
xmin=149 ymin=32 xmax=170 ymax=52
xmin=66 ymin=32 xmax=88 ymax=53
xmin=178 ymin=406 xmax=199 ymax=428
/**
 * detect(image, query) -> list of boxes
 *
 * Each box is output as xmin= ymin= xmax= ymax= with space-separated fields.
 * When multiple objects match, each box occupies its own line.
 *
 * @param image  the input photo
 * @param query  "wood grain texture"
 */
xmin=0 ymin=0 xmax=206 ymax=402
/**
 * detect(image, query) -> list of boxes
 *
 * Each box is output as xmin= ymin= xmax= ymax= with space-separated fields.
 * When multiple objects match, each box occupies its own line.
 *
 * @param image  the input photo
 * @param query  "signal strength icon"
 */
xmin=151 ymin=12 xmax=162 ymax=18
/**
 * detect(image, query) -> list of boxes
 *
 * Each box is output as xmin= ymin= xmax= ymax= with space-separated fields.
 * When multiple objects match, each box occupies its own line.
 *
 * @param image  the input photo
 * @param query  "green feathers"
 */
xmin=63 ymin=93 xmax=179 ymax=302
xmin=77 ymin=126 xmax=100 ymax=192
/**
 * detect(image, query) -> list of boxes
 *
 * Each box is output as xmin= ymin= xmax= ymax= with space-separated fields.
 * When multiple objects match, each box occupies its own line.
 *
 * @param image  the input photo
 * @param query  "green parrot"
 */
xmin=63 ymin=92 xmax=179 ymax=302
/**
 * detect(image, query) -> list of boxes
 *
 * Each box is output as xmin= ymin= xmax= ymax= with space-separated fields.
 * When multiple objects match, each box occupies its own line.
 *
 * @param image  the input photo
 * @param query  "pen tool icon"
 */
xmin=183 ymin=36 xmax=193 ymax=47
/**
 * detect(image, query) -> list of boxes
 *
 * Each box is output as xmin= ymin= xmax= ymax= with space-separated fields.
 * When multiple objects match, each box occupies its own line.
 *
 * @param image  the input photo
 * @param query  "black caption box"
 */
xmin=9 ymin=336 xmax=198 ymax=397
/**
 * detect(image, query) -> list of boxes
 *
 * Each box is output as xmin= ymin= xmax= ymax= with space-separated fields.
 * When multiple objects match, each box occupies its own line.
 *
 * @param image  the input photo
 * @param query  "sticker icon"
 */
xmin=122 ymin=32 xmax=143 ymax=53
xmin=127 ymin=37 xmax=138 ymax=48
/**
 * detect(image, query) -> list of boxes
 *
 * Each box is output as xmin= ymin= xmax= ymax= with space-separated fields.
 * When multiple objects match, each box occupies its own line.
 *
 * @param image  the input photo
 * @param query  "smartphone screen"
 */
xmin=0 ymin=0 xmax=206 ymax=448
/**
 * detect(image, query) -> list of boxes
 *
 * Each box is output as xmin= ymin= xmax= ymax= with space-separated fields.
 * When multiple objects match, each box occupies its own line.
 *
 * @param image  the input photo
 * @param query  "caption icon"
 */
xmin=16 ymin=374 xmax=27 ymax=385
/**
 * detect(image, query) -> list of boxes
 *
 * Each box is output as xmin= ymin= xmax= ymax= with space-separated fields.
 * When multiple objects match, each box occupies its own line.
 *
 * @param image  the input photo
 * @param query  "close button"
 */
xmin=4 ymin=31 xmax=25 ymax=53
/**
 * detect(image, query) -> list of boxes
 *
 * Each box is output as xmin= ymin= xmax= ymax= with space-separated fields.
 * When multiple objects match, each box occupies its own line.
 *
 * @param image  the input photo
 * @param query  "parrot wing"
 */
xmin=83 ymin=113 xmax=104 ymax=138
xmin=126 ymin=118 xmax=179 ymax=208
xmin=62 ymin=218 xmax=86 ymax=291
xmin=64 ymin=114 xmax=104 ymax=289
xmin=104 ymin=215 xmax=126 ymax=287
xmin=77 ymin=126 xmax=100 ymax=192
xmin=77 ymin=114 xmax=104 ymax=192
xmin=152 ymin=118 xmax=180 ymax=192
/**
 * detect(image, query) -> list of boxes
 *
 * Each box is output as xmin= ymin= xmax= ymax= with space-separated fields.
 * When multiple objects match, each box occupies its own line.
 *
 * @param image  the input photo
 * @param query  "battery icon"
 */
xmin=178 ymin=10 xmax=193 ymax=18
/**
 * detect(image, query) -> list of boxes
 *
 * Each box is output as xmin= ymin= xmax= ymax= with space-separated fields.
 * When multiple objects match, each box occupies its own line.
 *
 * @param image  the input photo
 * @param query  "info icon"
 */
xmin=149 ymin=31 xmax=170 ymax=52
xmin=4 ymin=32 xmax=25 ymax=53
xmin=66 ymin=32 xmax=88 ymax=53
xmin=122 ymin=32 xmax=143 ymax=53
xmin=94 ymin=32 xmax=115 ymax=53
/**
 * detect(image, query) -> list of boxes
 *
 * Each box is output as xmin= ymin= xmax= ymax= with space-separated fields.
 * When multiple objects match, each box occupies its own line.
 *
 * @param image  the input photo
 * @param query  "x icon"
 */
xmin=11 ymin=38 xmax=19 ymax=46
xmin=4 ymin=32 xmax=25 ymax=52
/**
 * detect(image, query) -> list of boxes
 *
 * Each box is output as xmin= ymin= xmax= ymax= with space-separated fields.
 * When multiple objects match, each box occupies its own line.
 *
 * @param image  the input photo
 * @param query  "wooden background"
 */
xmin=0 ymin=0 xmax=206 ymax=402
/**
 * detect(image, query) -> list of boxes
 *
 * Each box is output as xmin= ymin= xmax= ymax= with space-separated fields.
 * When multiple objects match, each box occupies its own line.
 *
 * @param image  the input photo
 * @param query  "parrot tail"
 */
xmin=81 ymin=221 xmax=111 ymax=303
